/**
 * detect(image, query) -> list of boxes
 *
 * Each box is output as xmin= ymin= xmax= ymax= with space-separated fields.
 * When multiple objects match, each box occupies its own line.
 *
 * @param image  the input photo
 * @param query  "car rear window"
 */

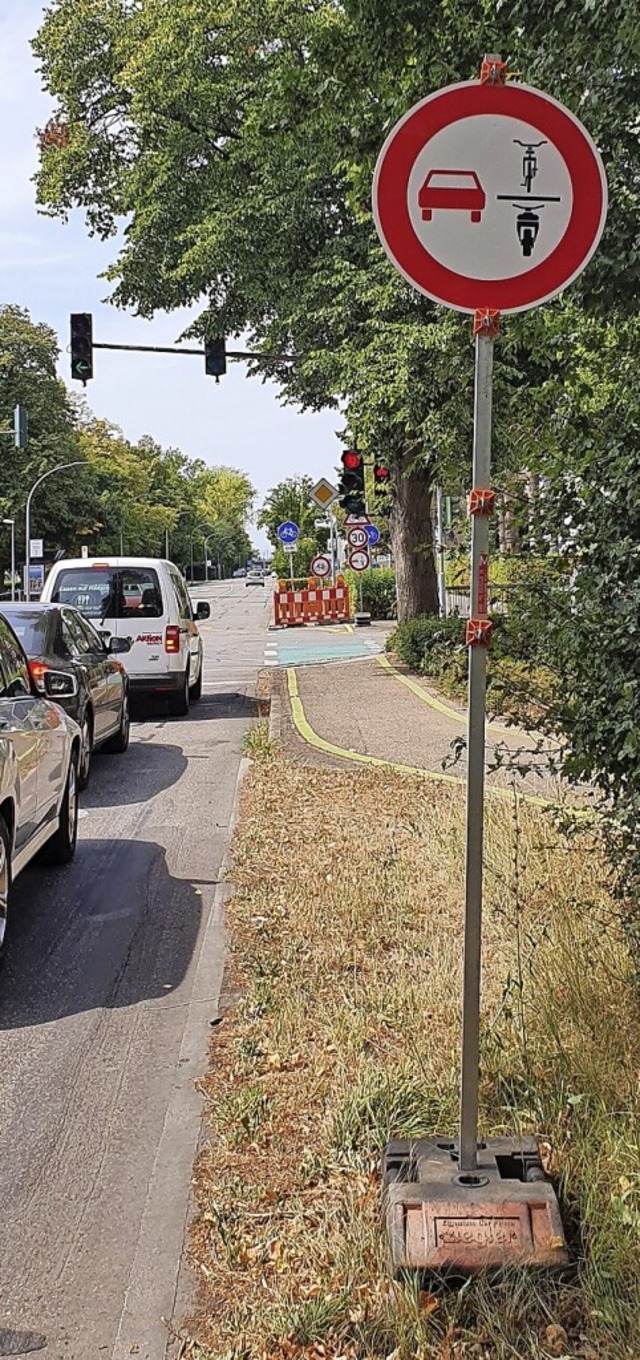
xmin=50 ymin=568 xmax=164 ymax=620
xmin=2 ymin=608 xmax=54 ymax=655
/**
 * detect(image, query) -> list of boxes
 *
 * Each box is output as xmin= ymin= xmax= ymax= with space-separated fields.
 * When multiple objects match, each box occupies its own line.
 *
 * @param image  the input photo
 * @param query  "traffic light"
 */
xmin=70 ymin=313 xmax=93 ymax=383
xmin=373 ymin=462 xmax=391 ymax=496
xmin=338 ymin=449 xmax=366 ymax=514
xmin=204 ymin=337 xmax=226 ymax=378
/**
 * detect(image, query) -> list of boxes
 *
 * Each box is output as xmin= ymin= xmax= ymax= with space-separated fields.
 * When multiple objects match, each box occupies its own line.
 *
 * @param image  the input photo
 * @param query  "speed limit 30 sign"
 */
xmin=347 ymin=526 xmax=368 ymax=549
xmin=372 ymin=79 xmax=607 ymax=314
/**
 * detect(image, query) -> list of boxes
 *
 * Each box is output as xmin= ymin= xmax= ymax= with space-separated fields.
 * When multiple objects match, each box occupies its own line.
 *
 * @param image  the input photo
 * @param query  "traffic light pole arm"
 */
xmin=93 ymin=342 xmax=294 ymax=361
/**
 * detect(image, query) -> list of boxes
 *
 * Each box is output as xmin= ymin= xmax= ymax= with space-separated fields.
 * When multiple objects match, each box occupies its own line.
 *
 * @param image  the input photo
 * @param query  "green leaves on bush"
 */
xmin=386 ymin=615 xmax=465 ymax=672
xmin=345 ymin=568 xmax=397 ymax=620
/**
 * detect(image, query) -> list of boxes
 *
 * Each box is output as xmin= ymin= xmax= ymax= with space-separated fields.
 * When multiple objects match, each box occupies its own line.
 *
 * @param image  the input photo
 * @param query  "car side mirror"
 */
xmin=43 ymin=670 xmax=78 ymax=699
xmin=196 ymin=602 xmax=211 ymax=620
xmin=108 ymin=636 xmax=131 ymax=654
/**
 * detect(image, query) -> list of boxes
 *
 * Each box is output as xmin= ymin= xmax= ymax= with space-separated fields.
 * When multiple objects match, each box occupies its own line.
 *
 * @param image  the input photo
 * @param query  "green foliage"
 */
xmin=30 ymin=3 xmax=640 ymax=885
xmin=0 ymin=304 xmax=254 ymax=579
xmin=344 ymin=567 xmax=396 ymax=619
xmin=387 ymin=614 xmax=465 ymax=671
xmin=260 ymin=477 xmax=329 ymax=579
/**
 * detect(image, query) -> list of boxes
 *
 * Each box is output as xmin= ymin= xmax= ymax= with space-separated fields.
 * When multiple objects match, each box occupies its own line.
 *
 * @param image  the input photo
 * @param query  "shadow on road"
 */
xmin=131 ymin=691 xmax=260 ymax=723
xmin=84 ymin=739 xmax=189 ymax=807
xmin=0 ymin=838 xmax=204 ymax=1029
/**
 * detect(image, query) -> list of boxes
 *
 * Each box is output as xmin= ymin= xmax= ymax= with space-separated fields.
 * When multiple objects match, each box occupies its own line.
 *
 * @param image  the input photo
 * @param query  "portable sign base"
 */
xmin=383 ymin=1137 xmax=568 ymax=1275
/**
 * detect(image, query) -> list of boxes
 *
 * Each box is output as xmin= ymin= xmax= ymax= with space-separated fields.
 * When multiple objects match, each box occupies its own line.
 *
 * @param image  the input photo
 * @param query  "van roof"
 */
xmin=47 ymin=557 xmax=173 ymax=570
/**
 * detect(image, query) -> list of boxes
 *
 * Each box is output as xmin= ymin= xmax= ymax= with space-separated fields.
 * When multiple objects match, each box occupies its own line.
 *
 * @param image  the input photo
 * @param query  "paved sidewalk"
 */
xmin=282 ymin=655 xmax=569 ymax=803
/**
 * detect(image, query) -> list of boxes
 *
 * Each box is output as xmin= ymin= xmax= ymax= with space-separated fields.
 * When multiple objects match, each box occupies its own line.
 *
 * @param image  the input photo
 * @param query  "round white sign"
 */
xmin=372 ymin=80 xmax=608 ymax=314
xmin=349 ymin=548 xmax=370 ymax=572
xmin=347 ymin=527 xmax=368 ymax=549
xmin=311 ymin=554 xmax=331 ymax=578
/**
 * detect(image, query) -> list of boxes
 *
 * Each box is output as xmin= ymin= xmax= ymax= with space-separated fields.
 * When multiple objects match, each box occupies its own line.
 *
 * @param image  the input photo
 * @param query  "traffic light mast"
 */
xmin=338 ymin=450 xmax=366 ymax=515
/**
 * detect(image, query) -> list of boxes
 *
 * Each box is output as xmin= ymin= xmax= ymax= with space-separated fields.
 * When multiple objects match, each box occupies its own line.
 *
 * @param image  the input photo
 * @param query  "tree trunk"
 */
xmin=390 ymin=450 xmax=439 ymax=621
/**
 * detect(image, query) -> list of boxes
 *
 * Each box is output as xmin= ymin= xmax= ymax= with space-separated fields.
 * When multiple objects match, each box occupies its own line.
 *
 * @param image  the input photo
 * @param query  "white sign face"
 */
xmin=407 ymin=115 xmax=572 ymax=282
xmin=348 ymin=548 xmax=370 ymax=572
xmin=30 ymin=538 xmax=44 ymax=559
xmin=311 ymin=554 xmax=331 ymax=578
xmin=347 ymin=527 xmax=368 ymax=549
xmin=283 ymin=543 xmax=296 ymax=554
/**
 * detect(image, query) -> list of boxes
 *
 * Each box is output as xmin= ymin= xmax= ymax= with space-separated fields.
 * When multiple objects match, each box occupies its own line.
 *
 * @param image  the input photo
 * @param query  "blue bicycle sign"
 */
xmin=366 ymin=524 xmax=381 ymax=546
xmin=276 ymin=520 xmax=299 ymax=544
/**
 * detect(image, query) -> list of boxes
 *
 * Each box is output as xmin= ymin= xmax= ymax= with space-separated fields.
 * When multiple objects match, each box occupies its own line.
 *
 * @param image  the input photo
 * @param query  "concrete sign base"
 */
xmin=383 ymin=1136 xmax=567 ymax=1275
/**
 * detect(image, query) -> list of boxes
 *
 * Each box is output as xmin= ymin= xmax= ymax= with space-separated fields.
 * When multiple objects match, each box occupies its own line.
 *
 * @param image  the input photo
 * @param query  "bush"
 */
xmin=387 ymin=614 xmax=558 ymax=717
xmin=345 ymin=567 xmax=396 ymax=619
xmin=386 ymin=614 xmax=464 ymax=670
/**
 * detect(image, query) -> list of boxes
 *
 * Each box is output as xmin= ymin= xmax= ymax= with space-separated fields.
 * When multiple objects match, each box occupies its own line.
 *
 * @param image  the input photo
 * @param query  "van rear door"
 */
xmin=45 ymin=564 xmax=170 ymax=683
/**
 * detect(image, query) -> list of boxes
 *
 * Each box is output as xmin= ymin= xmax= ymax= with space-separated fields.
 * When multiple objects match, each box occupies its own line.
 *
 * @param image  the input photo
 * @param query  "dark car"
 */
xmin=3 ymin=603 xmax=131 ymax=791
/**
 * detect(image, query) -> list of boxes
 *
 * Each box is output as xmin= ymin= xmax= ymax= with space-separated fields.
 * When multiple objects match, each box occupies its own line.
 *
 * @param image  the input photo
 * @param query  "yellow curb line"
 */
xmin=286 ymin=668 xmax=461 ymax=784
xmin=286 ymin=668 xmax=567 ymax=811
xmin=376 ymin=653 xmax=515 ymax=738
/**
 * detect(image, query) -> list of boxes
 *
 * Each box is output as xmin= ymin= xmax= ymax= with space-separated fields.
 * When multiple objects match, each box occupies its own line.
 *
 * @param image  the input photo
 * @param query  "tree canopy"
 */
xmin=0 ymin=305 xmax=255 ymax=578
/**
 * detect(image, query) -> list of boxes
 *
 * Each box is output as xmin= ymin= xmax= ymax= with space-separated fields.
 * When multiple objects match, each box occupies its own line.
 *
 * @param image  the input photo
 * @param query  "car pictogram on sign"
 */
xmin=419 ymin=169 xmax=486 ymax=223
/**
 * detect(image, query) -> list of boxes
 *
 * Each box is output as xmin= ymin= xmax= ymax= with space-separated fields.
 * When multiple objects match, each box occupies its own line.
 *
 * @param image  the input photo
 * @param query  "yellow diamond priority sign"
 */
xmin=310 ymin=477 xmax=338 ymax=509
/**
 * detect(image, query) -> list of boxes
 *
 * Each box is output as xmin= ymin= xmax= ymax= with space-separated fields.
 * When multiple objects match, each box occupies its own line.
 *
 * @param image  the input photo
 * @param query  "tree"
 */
xmin=31 ymin=0 xmax=640 ymax=616
xmin=0 ymin=305 xmax=95 ymax=566
xmin=258 ymin=477 xmax=329 ymax=579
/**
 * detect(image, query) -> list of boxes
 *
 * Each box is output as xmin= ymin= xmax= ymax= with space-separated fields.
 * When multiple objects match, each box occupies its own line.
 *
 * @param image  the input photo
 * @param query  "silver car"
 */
xmin=0 ymin=613 xmax=81 ymax=962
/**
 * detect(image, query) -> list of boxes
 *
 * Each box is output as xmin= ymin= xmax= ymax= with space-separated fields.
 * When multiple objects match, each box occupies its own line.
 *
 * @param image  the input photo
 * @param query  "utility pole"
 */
xmin=3 ymin=520 xmax=15 ymax=601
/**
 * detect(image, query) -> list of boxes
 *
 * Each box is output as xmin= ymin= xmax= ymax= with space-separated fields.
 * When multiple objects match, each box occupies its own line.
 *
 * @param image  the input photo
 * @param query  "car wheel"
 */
xmin=0 ymin=815 xmax=12 ymax=964
xmin=103 ymin=688 xmax=131 ymax=753
xmin=168 ymin=668 xmax=190 ymax=717
xmin=78 ymin=710 xmax=93 ymax=792
xmin=189 ymin=660 xmax=203 ymax=702
xmin=44 ymin=747 xmax=79 ymax=866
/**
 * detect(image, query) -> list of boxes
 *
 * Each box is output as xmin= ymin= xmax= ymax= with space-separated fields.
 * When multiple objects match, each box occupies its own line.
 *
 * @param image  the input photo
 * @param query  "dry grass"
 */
xmin=183 ymin=749 xmax=640 ymax=1360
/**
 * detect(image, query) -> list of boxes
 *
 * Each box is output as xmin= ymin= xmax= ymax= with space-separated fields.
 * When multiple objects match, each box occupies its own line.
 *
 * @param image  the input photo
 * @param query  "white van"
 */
xmin=41 ymin=557 xmax=210 ymax=716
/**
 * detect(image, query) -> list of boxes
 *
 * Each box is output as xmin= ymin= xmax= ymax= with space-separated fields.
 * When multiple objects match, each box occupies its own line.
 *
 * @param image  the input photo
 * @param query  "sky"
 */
xmin=0 ymin=4 xmax=341 ymax=550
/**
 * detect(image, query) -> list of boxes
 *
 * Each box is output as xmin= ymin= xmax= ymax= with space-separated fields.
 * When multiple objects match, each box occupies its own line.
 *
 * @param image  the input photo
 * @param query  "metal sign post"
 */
xmin=459 ymin=323 xmax=494 ymax=1172
xmin=371 ymin=52 xmax=608 ymax=1275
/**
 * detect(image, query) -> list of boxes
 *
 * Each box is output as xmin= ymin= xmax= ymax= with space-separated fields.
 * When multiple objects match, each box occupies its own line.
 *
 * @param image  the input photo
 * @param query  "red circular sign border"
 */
xmin=372 ymin=81 xmax=607 ymax=314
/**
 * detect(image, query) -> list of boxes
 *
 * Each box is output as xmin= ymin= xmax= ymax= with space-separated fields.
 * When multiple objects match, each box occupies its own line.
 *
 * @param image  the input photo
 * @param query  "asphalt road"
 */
xmin=0 ymin=580 xmax=271 ymax=1360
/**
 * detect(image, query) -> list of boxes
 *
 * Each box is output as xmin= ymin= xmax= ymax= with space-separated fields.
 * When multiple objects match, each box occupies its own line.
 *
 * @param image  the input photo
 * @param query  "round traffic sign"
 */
xmin=311 ymin=554 xmax=331 ymax=578
xmin=372 ymin=80 xmax=607 ymax=314
xmin=276 ymin=520 xmax=299 ymax=544
xmin=348 ymin=548 xmax=370 ymax=572
xmin=365 ymin=524 xmax=381 ymax=547
xmin=347 ymin=526 xmax=368 ymax=549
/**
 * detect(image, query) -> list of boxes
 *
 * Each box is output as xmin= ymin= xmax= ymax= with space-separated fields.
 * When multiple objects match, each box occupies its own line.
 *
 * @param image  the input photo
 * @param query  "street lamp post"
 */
xmin=165 ymin=508 xmax=193 ymax=562
xmin=25 ymin=462 xmax=84 ymax=598
xmin=187 ymin=526 xmax=212 ymax=584
xmin=203 ymin=533 xmax=216 ymax=582
xmin=3 ymin=520 xmax=15 ymax=601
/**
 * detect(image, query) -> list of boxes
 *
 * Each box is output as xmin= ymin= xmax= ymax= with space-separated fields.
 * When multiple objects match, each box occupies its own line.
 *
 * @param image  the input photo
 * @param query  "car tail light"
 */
xmin=29 ymin=660 xmax=49 ymax=693
xmin=165 ymin=625 xmax=181 ymax=654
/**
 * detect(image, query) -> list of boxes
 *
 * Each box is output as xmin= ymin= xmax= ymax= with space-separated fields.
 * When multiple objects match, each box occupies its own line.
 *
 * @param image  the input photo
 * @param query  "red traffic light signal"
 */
xmin=341 ymin=450 xmax=362 ymax=471
xmin=338 ymin=449 xmax=365 ymax=514
xmin=373 ymin=462 xmax=391 ymax=495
